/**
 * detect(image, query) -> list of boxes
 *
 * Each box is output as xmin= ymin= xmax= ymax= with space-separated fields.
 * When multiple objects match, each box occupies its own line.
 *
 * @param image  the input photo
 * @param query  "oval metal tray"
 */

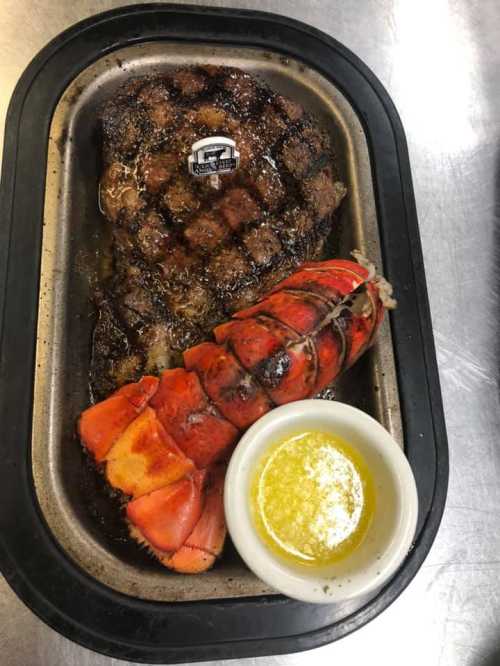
xmin=34 ymin=40 xmax=403 ymax=604
xmin=0 ymin=4 xmax=448 ymax=663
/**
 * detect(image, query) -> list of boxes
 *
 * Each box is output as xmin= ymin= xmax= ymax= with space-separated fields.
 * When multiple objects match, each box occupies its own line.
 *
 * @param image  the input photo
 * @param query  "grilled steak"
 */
xmin=92 ymin=66 xmax=346 ymax=400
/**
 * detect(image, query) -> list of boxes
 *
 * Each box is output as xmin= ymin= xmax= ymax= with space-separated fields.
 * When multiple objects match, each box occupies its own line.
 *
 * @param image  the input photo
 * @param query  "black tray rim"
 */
xmin=0 ymin=4 xmax=448 ymax=663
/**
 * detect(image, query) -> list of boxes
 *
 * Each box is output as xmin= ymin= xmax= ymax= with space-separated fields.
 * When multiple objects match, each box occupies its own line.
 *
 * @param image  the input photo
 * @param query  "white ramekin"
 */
xmin=224 ymin=400 xmax=418 ymax=604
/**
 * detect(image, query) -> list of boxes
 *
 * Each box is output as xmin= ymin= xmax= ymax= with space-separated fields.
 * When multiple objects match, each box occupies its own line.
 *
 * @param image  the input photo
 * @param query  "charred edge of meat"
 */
xmin=90 ymin=297 xmax=143 ymax=402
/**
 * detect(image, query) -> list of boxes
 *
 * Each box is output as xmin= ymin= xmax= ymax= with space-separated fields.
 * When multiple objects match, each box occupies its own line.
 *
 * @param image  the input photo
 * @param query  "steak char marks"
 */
xmin=92 ymin=66 xmax=346 ymax=399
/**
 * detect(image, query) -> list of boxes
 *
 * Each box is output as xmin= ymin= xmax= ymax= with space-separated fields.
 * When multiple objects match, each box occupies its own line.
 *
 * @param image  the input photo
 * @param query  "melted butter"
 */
xmin=250 ymin=431 xmax=375 ymax=568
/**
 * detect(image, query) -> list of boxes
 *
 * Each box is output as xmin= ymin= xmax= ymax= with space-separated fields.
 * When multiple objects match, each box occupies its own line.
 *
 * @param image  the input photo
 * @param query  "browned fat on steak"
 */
xmin=92 ymin=66 xmax=347 ymax=400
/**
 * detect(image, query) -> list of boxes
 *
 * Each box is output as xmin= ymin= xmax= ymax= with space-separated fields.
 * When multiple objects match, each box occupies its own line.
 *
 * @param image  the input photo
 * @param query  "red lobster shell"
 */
xmin=78 ymin=254 xmax=395 ymax=573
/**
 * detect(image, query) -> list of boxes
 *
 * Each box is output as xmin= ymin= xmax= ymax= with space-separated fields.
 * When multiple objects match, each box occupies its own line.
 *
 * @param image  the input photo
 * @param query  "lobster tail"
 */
xmin=78 ymin=255 xmax=394 ymax=573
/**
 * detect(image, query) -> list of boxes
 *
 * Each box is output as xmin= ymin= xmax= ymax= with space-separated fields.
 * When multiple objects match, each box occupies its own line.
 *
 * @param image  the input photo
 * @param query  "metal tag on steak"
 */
xmin=188 ymin=137 xmax=240 ymax=176
xmin=93 ymin=65 xmax=347 ymax=400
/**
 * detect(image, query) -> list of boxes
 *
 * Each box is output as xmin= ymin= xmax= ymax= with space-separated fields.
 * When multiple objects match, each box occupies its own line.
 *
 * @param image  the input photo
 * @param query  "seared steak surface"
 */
xmin=92 ymin=66 xmax=346 ymax=400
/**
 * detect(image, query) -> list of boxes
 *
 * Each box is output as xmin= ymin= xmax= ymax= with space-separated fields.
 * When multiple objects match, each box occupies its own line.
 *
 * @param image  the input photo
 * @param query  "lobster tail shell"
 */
xmin=150 ymin=368 xmax=238 ymax=468
xmin=183 ymin=342 xmax=273 ymax=429
xmin=215 ymin=316 xmax=318 ymax=404
xmin=161 ymin=465 xmax=226 ymax=574
xmin=78 ymin=376 xmax=159 ymax=462
xmin=311 ymin=324 xmax=345 ymax=394
xmin=234 ymin=290 xmax=330 ymax=335
xmin=104 ymin=407 xmax=194 ymax=498
xmin=127 ymin=471 xmax=206 ymax=553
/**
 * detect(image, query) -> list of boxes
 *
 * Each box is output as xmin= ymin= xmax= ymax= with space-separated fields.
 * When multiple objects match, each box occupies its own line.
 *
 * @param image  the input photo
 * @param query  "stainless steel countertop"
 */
xmin=1 ymin=1 xmax=499 ymax=664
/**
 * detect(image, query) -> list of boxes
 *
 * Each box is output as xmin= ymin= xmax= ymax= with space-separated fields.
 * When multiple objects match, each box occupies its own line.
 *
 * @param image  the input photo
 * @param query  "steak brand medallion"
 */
xmin=188 ymin=137 xmax=240 ymax=176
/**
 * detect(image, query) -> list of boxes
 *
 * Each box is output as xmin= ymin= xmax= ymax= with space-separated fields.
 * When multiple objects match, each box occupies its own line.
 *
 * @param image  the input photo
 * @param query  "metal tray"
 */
xmin=33 ymin=41 xmax=402 ymax=604
xmin=0 ymin=5 xmax=448 ymax=663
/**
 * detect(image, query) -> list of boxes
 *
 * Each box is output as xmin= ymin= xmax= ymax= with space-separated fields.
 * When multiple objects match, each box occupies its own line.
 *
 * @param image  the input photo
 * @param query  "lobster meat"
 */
xmin=78 ymin=254 xmax=395 ymax=573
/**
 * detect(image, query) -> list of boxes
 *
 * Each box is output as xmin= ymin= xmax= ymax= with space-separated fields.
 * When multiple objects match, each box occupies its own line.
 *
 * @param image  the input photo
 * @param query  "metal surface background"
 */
xmin=0 ymin=0 xmax=498 ymax=665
